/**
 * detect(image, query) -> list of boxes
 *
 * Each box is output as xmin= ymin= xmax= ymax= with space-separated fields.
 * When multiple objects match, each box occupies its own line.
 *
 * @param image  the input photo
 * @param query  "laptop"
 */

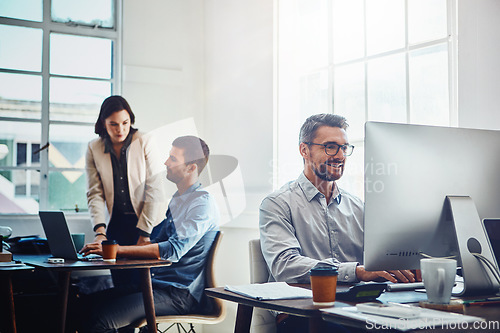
xmin=39 ymin=211 xmax=101 ymax=261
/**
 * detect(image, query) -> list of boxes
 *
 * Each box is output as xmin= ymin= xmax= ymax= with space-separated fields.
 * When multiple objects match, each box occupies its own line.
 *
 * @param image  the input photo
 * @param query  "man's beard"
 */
xmin=313 ymin=162 xmax=342 ymax=182
xmin=166 ymin=170 xmax=181 ymax=184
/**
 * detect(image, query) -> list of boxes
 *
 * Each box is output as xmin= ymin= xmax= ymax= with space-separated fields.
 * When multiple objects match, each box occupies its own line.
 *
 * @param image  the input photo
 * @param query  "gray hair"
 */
xmin=299 ymin=114 xmax=349 ymax=144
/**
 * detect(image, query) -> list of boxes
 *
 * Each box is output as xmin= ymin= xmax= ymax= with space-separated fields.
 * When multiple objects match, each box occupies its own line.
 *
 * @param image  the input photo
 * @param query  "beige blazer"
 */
xmin=85 ymin=131 xmax=166 ymax=234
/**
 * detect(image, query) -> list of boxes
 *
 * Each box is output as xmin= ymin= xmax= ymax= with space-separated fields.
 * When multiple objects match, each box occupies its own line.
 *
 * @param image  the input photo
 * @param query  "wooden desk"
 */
xmin=0 ymin=264 xmax=34 ymax=333
xmin=207 ymin=285 xmax=500 ymax=333
xmin=205 ymin=286 xmax=352 ymax=333
xmin=16 ymin=254 xmax=171 ymax=333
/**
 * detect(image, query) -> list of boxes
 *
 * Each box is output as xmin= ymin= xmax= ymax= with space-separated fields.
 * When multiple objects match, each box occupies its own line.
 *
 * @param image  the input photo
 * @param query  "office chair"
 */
xmin=248 ymin=239 xmax=276 ymax=333
xmin=133 ymin=231 xmax=225 ymax=333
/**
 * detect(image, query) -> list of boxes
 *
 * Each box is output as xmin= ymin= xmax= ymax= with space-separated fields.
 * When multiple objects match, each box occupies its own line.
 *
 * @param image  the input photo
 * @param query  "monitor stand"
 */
xmin=446 ymin=196 xmax=500 ymax=296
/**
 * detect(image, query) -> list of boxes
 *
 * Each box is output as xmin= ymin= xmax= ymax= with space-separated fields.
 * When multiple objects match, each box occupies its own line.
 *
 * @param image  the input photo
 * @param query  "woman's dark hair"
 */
xmin=94 ymin=95 xmax=136 ymax=137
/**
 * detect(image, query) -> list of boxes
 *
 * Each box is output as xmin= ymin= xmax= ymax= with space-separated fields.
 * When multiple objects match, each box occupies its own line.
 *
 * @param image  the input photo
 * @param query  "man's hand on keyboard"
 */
xmin=356 ymin=266 xmax=421 ymax=283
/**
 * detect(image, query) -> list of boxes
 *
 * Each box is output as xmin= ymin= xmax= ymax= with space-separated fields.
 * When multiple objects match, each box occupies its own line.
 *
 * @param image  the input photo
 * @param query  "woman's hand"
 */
xmin=93 ymin=227 xmax=107 ymax=243
xmin=79 ymin=241 xmax=103 ymax=256
xmin=94 ymin=234 xmax=107 ymax=243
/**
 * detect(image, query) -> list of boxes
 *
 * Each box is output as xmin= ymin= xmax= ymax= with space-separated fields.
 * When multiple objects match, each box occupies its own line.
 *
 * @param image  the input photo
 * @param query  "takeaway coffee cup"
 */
xmin=421 ymin=258 xmax=457 ymax=304
xmin=101 ymin=239 xmax=118 ymax=262
xmin=310 ymin=266 xmax=338 ymax=306
xmin=71 ymin=233 xmax=85 ymax=252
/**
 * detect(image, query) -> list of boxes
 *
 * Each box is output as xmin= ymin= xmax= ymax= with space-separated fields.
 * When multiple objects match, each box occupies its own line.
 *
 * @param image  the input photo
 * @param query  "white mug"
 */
xmin=420 ymin=258 xmax=457 ymax=304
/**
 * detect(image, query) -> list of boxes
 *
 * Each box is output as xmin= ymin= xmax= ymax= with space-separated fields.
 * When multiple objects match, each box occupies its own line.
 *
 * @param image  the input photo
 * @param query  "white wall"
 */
xmin=121 ymin=1 xmax=273 ymax=332
xmin=204 ymin=0 xmax=274 ymax=220
xmin=122 ymin=0 xmax=205 ymax=136
xmin=203 ymin=2 xmax=274 ymax=330
xmin=457 ymin=0 xmax=500 ymax=130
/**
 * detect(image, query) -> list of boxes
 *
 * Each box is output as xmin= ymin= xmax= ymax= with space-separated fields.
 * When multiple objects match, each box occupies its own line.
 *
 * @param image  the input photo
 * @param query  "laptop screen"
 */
xmin=39 ymin=211 xmax=79 ymax=260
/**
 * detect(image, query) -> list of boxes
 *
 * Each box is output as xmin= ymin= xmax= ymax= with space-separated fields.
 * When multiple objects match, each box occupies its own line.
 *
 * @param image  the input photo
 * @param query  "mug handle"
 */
xmin=437 ymin=267 xmax=445 ymax=296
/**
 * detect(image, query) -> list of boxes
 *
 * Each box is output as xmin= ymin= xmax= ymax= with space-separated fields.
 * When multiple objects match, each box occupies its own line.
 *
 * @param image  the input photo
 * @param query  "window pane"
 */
xmin=47 ymin=124 xmax=95 ymax=211
xmin=48 ymin=171 xmax=87 ymax=211
xmin=14 ymin=169 xmax=39 ymax=196
xmin=0 ymin=73 xmax=42 ymax=119
xmin=366 ymin=0 xmax=405 ymax=56
xmin=334 ymin=63 xmax=365 ymax=141
xmin=0 ymin=121 xmax=41 ymax=214
xmin=0 ymin=0 xmax=42 ymax=22
xmin=297 ymin=0 xmax=329 ymax=69
xmin=333 ymin=0 xmax=364 ymax=63
xmin=50 ymin=77 xmax=111 ymax=122
xmin=50 ymin=34 xmax=113 ymax=79
xmin=51 ymin=0 xmax=114 ymax=28
xmin=32 ymin=143 xmax=40 ymax=163
xmin=409 ymin=44 xmax=449 ymax=126
xmin=367 ymin=53 xmax=407 ymax=123
xmin=48 ymin=124 xmax=96 ymax=170
xmin=300 ymin=70 xmax=329 ymax=115
xmin=17 ymin=143 xmax=27 ymax=165
xmin=0 ymin=121 xmax=41 ymax=167
xmin=0 ymin=25 xmax=42 ymax=72
xmin=408 ymin=0 xmax=447 ymax=45
xmin=0 ymin=169 xmax=40 ymax=214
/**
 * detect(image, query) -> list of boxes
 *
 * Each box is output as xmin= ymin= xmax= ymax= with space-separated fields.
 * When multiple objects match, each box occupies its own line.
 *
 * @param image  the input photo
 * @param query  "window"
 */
xmin=276 ymin=0 xmax=456 ymax=198
xmin=0 ymin=0 xmax=120 ymax=214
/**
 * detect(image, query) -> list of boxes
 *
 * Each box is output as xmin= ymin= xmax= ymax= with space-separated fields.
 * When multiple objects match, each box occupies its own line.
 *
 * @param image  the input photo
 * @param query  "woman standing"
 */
xmin=86 ymin=96 xmax=165 ymax=284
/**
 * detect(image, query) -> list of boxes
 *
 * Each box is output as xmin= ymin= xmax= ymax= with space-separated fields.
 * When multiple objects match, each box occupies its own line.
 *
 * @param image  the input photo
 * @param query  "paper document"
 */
xmin=0 ymin=262 xmax=27 ymax=267
xmin=224 ymin=282 xmax=312 ymax=300
xmin=323 ymin=306 xmax=484 ymax=332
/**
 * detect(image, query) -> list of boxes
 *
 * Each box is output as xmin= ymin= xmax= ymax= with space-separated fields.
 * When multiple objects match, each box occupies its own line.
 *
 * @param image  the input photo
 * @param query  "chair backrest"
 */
xmin=249 ymin=239 xmax=276 ymax=333
xmin=129 ymin=230 xmax=226 ymax=330
xmin=205 ymin=230 xmax=225 ymax=318
xmin=249 ymin=238 xmax=269 ymax=283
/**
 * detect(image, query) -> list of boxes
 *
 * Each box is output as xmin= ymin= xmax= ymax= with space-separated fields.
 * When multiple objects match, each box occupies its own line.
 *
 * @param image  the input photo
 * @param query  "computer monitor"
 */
xmin=363 ymin=121 xmax=500 ymax=296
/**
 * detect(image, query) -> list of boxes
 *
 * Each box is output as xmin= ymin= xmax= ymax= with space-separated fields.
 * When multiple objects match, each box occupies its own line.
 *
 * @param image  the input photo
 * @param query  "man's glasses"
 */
xmin=304 ymin=142 xmax=355 ymax=156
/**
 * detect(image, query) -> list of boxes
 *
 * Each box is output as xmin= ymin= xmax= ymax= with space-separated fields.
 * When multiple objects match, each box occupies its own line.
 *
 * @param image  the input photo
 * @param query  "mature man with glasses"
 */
xmin=259 ymin=114 xmax=417 ymax=332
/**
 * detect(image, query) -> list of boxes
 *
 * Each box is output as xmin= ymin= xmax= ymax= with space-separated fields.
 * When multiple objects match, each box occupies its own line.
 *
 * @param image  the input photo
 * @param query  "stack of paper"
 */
xmin=0 ymin=262 xmax=26 ymax=267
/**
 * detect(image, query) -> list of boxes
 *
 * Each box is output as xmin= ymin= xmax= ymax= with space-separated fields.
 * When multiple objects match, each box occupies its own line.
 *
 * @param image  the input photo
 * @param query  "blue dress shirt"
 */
xmin=150 ymin=183 xmax=219 ymax=303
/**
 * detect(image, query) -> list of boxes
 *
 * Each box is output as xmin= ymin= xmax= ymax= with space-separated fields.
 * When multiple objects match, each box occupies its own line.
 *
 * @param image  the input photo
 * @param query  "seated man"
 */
xmin=78 ymin=135 xmax=219 ymax=333
xmin=259 ymin=114 xmax=418 ymax=332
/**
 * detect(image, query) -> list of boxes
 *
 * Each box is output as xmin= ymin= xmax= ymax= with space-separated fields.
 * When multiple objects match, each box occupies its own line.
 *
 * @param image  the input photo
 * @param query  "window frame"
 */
xmin=0 ymin=0 xmax=122 ymax=213
xmin=275 ymin=0 xmax=458 ymax=195
xmin=330 ymin=0 xmax=458 ymax=138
